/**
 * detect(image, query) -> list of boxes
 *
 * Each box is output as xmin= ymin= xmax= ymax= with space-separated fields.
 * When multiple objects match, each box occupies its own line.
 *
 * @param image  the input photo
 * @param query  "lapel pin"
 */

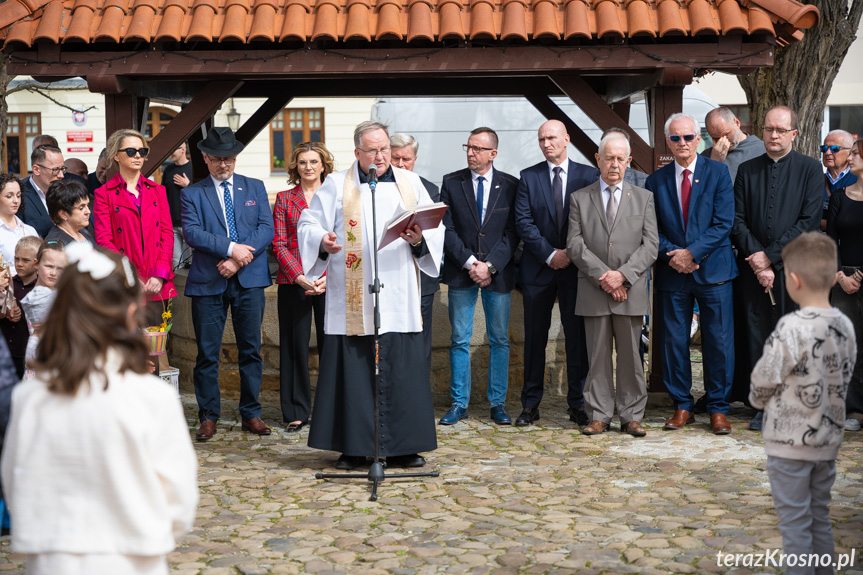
xmin=627 ymin=193 xmax=630 ymax=196
xmin=694 ymin=180 xmax=699 ymax=184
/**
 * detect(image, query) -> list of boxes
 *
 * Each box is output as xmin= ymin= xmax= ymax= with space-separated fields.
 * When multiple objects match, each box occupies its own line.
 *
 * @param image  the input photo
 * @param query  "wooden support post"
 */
xmin=612 ymin=102 xmax=631 ymax=124
xmin=104 ymin=94 xmax=149 ymax=137
xmin=645 ymin=85 xmax=684 ymax=398
xmin=235 ymin=94 xmax=295 ymax=147
xmin=143 ymin=81 xmax=244 ymax=178
xmin=525 ymin=94 xmax=598 ymax=167
xmin=188 ymin=119 xmax=213 ymax=185
xmin=549 ymin=74 xmax=654 ymax=174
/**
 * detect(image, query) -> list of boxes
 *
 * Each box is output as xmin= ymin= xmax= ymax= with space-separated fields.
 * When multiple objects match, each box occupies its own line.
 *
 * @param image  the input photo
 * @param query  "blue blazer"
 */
xmin=645 ymin=156 xmax=738 ymax=290
xmin=180 ymin=174 xmax=274 ymax=296
xmin=515 ymin=159 xmax=599 ymax=286
xmin=440 ymin=167 xmax=520 ymax=292
xmin=20 ymin=178 xmax=53 ymax=238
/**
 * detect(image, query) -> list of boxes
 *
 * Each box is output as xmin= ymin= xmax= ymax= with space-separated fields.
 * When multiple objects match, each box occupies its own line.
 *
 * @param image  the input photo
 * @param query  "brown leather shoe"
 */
xmin=195 ymin=419 xmax=217 ymax=441
xmin=710 ymin=413 xmax=732 ymax=435
xmin=582 ymin=420 xmax=609 ymax=435
xmin=621 ymin=421 xmax=647 ymax=437
xmin=664 ymin=409 xmax=695 ymax=430
xmin=241 ymin=417 xmax=272 ymax=435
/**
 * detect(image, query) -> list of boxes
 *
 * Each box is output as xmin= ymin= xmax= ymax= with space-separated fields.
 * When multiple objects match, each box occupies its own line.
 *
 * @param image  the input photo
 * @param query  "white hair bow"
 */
xmin=65 ymin=241 xmax=135 ymax=286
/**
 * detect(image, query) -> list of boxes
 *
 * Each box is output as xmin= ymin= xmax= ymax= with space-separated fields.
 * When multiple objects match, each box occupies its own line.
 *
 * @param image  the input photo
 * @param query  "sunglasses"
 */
xmin=668 ymin=134 xmax=697 ymax=143
xmin=820 ymin=145 xmax=850 ymax=154
xmin=121 ymin=147 xmax=150 ymax=158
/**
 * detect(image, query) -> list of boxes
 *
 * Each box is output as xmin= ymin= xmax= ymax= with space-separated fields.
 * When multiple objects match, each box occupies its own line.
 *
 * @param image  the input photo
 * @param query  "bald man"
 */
xmin=64 ymin=158 xmax=88 ymax=180
xmin=514 ymin=119 xmax=600 ymax=426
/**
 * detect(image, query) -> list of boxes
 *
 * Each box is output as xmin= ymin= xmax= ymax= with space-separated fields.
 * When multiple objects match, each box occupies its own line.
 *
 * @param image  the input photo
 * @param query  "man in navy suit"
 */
xmin=514 ymin=120 xmax=600 ymax=427
xmin=21 ymin=145 xmax=67 ymax=237
xmin=181 ymin=127 xmax=275 ymax=441
xmin=439 ymin=127 xmax=520 ymax=426
xmin=645 ymin=113 xmax=737 ymax=435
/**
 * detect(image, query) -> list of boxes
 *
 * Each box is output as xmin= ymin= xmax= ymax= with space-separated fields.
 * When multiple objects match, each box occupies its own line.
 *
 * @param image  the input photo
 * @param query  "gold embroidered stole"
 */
xmin=342 ymin=163 xmax=419 ymax=335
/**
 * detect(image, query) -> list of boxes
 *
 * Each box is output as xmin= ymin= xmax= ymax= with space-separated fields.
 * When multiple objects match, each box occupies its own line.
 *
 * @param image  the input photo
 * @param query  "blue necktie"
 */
xmin=222 ymin=181 xmax=239 ymax=242
xmin=476 ymin=176 xmax=485 ymax=223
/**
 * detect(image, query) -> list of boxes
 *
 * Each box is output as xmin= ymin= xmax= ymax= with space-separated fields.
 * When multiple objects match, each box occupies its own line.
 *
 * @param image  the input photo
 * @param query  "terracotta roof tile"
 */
xmin=0 ymin=0 xmax=820 ymax=49
xmin=33 ymin=0 xmax=64 ymax=41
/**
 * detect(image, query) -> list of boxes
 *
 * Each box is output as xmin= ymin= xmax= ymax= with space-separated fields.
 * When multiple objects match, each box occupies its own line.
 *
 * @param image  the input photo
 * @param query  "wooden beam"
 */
xmin=612 ymin=103 xmax=631 ymax=124
xmin=525 ymin=94 xmax=597 ymax=168
xmin=105 ymin=94 xmax=148 ymax=136
xmin=188 ymin=118 xmax=214 ymax=185
xmin=143 ymin=81 xmax=244 ymax=178
xmin=645 ymin=84 xmax=684 ymax=396
xmin=7 ymin=44 xmax=777 ymax=78
xmin=550 ymin=74 xmax=654 ymax=173
xmin=234 ymin=94 xmax=295 ymax=147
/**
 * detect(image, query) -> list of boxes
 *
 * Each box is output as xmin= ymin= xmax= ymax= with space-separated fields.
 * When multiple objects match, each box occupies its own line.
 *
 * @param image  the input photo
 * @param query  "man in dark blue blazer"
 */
xmin=181 ymin=127 xmax=275 ymax=441
xmin=645 ymin=113 xmax=737 ymax=435
xmin=21 ymin=145 xmax=67 ymax=237
xmin=514 ymin=120 xmax=600 ymax=426
xmin=439 ymin=127 xmax=520 ymax=426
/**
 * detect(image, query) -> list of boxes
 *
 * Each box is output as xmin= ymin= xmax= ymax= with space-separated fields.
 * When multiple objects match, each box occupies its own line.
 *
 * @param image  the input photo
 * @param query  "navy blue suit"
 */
xmin=181 ymin=174 xmax=274 ymax=423
xmin=20 ymin=178 xmax=53 ymax=238
xmin=515 ymin=159 xmax=599 ymax=410
xmin=646 ymin=156 xmax=737 ymax=414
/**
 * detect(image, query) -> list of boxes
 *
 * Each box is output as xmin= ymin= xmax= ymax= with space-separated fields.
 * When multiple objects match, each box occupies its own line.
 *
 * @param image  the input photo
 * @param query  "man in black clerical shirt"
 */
xmin=730 ymin=106 xmax=823 ymax=429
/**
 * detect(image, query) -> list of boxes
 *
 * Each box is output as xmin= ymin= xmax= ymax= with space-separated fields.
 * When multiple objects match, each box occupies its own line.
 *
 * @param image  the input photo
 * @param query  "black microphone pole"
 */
xmin=316 ymin=163 xmax=438 ymax=501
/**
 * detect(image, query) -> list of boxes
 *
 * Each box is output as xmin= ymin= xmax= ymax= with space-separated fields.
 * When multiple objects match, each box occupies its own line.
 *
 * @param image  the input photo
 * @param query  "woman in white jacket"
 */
xmin=1 ymin=242 xmax=198 ymax=575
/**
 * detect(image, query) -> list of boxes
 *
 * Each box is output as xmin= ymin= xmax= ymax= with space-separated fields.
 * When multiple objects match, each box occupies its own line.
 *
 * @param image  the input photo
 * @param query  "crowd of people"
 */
xmin=0 ymin=105 xmax=857 ymax=572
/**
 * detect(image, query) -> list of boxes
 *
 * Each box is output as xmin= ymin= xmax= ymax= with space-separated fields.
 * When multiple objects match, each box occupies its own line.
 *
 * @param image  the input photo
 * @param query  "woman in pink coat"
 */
xmin=95 ymin=129 xmax=176 ymax=322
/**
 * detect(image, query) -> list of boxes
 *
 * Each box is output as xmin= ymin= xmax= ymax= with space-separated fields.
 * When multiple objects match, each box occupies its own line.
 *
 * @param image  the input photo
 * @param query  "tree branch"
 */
xmin=27 ymin=87 xmax=97 ymax=113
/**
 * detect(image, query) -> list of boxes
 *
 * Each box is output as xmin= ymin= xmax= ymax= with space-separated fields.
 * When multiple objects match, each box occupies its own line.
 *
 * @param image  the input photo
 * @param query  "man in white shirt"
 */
xmin=22 ymin=145 xmax=66 ymax=237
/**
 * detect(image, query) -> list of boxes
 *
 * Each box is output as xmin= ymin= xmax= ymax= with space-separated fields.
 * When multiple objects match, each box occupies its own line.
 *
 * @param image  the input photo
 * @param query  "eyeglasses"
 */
xmin=207 ymin=156 xmax=236 ymax=166
xmin=463 ymin=144 xmax=495 ymax=153
xmin=34 ymin=164 xmax=67 ymax=175
xmin=820 ymin=145 xmax=851 ymax=154
xmin=358 ymin=147 xmax=391 ymax=157
xmin=763 ymin=127 xmax=795 ymax=136
xmin=121 ymin=147 xmax=150 ymax=158
xmin=668 ymin=134 xmax=697 ymax=143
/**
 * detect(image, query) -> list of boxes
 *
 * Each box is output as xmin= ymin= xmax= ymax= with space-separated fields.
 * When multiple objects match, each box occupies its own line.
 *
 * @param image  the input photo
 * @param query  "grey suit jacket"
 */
xmin=566 ymin=180 xmax=658 ymax=316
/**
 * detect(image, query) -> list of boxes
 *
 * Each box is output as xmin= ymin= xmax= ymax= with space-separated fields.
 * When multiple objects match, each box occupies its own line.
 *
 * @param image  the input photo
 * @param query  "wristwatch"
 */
xmin=487 ymin=262 xmax=498 ymax=275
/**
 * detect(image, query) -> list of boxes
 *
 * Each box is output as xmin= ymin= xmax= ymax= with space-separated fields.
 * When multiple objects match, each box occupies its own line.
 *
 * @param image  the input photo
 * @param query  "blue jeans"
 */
xmin=448 ymin=285 xmax=511 ymax=408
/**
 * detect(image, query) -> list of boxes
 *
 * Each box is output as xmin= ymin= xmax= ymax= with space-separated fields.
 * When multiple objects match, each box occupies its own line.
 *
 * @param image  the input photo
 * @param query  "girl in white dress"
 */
xmin=1 ymin=242 xmax=198 ymax=575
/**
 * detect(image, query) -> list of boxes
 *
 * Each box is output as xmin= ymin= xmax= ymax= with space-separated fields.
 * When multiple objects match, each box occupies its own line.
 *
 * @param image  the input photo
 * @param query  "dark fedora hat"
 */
xmin=197 ymin=127 xmax=244 ymax=156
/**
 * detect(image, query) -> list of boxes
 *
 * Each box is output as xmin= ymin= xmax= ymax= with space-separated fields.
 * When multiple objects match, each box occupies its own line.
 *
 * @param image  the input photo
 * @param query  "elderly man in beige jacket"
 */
xmin=566 ymin=131 xmax=658 ymax=436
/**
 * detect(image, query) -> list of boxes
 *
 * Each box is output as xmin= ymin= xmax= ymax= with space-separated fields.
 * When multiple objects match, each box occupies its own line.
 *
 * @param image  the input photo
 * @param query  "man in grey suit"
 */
xmin=566 ymin=131 xmax=658 ymax=437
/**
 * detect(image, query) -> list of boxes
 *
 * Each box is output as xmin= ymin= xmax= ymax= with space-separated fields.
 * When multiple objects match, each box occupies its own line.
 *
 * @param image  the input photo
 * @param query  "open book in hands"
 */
xmin=378 ymin=202 xmax=448 ymax=250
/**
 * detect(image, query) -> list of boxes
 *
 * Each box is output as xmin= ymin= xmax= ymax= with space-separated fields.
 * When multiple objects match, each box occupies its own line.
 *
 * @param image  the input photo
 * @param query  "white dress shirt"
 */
xmin=210 ymin=175 xmax=237 ymax=257
xmin=0 ymin=216 xmax=38 ymax=275
xmin=545 ymin=159 xmax=569 ymax=265
xmin=28 ymin=177 xmax=48 ymax=211
xmin=464 ymin=166 xmax=494 ymax=269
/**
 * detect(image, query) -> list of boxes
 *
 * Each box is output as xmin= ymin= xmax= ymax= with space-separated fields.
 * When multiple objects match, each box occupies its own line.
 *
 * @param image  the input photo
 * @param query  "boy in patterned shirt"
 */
xmin=750 ymin=231 xmax=856 ymax=575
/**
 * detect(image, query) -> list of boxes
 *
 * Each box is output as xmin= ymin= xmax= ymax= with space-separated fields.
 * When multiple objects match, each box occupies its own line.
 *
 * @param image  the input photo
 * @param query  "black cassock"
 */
xmin=729 ymin=150 xmax=823 ymax=401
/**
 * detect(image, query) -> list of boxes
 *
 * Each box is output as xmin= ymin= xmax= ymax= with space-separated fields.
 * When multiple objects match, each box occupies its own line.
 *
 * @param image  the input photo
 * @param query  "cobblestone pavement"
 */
xmin=1 ymin=383 xmax=862 ymax=574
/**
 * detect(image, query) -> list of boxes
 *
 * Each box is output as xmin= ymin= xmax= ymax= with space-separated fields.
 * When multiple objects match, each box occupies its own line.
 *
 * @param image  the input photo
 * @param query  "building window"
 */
xmin=270 ymin=109 xmax=324 ymax=171
xmin=723 ymin=105 xmax=754 ymax=135
xmin=144 ymin=106 xmax=178 ymax=185
xmin=828 ymin=106 xmax=863 ymax=140
xmin=5 ymin=113 xmax=41 ymax=176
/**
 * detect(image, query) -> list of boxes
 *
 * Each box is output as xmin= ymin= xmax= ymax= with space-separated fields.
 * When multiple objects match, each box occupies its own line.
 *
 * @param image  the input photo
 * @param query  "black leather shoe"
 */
xmin=514 ymin=407 xmax=540 ymax=426
xmin=569 ymin=407 xmax=589 ymax=426
xmin=335 ymin=454 xmax=366 ymax=470
xmin=490 ymin=405 xmax=512 ymax=425
xmin=387 ymin=454 xmax=426 ymax=468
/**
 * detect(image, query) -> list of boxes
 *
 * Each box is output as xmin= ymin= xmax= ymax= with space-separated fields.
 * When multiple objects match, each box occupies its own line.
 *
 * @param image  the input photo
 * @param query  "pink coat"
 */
xmin=94 ymin=172 xmax=177 ymax=301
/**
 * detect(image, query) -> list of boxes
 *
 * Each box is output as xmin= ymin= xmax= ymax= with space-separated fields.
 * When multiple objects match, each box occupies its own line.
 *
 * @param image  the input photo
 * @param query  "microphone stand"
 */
xmin=315 ymin=165 xmax=438 ymax=501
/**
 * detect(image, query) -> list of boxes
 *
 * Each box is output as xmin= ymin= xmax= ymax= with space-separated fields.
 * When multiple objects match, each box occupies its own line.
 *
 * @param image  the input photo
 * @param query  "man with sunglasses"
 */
xmin=820 ymin=130 xmax=857 ymax=230
xmin=731 ymin=105 xmax=823 ymax=430
xmin=21 ymin=145 xmax=67 ymax=237
xmin=646 ymin=113 xmax=738 ymax=435
xmin=180 ymin=127 xmax=275 ymax=441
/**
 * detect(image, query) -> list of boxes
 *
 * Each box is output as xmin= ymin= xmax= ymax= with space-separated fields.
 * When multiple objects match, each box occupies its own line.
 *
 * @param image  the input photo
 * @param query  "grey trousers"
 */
xmin=767 ymin=456 xmax=836 ymax=575
xmin=583 ymin=314 xmax=646 ymax=424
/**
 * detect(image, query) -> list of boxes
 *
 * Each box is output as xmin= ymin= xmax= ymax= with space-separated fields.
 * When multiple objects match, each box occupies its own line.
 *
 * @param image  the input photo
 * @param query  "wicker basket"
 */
xmin=145 ymin=330 xmax=168 ymax=355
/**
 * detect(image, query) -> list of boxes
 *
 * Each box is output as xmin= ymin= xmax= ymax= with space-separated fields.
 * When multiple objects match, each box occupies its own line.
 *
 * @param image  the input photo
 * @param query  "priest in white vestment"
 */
xmin=297 ymin=122 xmax=444 ymax=470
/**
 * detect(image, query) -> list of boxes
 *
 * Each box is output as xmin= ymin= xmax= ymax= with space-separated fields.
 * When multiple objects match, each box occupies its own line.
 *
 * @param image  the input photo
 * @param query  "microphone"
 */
xmin=368 ymin=164 xmax=378 ymax=184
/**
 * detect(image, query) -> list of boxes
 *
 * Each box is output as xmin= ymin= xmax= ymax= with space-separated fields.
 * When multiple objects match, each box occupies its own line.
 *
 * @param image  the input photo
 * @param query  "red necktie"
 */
xmin=681 ymin=168 xmax=691 ymax=229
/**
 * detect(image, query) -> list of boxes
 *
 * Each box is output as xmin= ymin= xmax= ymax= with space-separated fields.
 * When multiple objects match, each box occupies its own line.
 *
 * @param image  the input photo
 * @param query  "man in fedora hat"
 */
xmin=180 ymin=126 xmax=275 ymax=441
